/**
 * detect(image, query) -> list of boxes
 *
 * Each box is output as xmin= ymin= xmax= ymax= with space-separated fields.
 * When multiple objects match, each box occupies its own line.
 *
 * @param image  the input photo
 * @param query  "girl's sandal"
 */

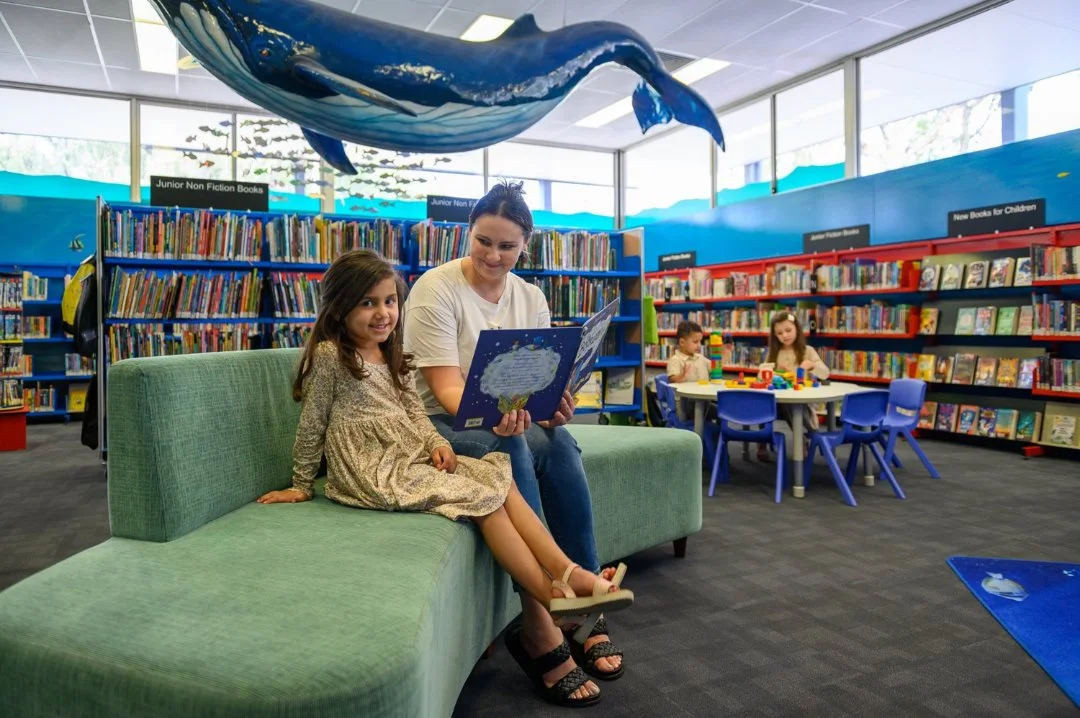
xmin=503 ymin=623 xmax=601 ymax=708
xmin=549 ymin=563 xmax=634 ymax=619
xmin=557 ymin=563 xmax=628 ymax=681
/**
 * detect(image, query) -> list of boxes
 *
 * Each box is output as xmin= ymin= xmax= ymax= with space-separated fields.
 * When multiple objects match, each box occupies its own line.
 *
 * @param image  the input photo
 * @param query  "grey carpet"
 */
xmin=2 ymin=424 xmax=1078 ymax=717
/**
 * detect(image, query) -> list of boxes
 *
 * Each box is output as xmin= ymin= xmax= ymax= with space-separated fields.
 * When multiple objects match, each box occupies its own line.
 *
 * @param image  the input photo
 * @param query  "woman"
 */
xmin=403 ymin=180 xmax=625 ymax=707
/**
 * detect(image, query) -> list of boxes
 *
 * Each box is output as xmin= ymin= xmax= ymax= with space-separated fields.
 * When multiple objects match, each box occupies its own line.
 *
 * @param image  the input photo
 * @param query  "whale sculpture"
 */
xmin=146 ymin=0 xmax=726 ymax=174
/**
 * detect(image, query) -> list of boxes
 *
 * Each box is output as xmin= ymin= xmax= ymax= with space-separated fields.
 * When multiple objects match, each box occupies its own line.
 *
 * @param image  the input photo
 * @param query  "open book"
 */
xmin=453 ymin=298 xmax=620 ymax=431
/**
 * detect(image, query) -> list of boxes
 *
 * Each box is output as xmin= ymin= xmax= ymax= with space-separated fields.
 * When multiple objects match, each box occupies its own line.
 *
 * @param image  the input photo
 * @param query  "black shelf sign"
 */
xmin=658 ymin=251 xmax=697 ymax=270
xmin=802 ymin=224 xmax=870 ymax=253
xmin=947 ymin=199 xmax=1045 ymax=237
xmin=149 ymin=176 xmax=269 ymax=212
xmin=427 ymin=195 xmax=477 ymax=223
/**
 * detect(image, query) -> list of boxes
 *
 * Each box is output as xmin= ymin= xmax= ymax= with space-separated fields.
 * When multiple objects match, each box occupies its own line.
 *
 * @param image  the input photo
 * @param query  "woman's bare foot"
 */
xmin=521 ymin=614 xmax=599 ymax=700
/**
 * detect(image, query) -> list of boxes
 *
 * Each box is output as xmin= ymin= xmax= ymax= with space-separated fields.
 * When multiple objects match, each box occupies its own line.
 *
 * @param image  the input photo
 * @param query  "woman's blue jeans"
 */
xmin=428 ymin=414 xmax=601 ymax=577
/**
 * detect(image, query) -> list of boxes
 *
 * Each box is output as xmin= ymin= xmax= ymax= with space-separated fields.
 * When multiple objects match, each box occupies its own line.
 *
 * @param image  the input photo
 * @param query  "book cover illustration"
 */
xmin=1048 ymin=414 xmax=1077 ymax=447
xmin=957 ymin=404 xmax=979 ymax=434
xmin=1017 ymin=305 xmax=1034 ymax=335
xmin=995 ymin=357 xmax=1019 ymax=388
xmin=964 ymin=261 xmax=989 ymax=289
xmin=918 ymin=401 xmax=937 ymax=429
xmin=604 ymin=367 xmax=635 ymax=405
xmin=940 ymin=264 xmax=965 ymax=291
xmin=935 ymin=355 xmax=954 ymax=383
xmin=917 ymin=354 xmax=936 ymax=381
xmin=1018 ymin=358 xmax=1038 ymax=389
xmin=574 ymin=370 xmax=603 ymax=410
xmin=977 ymin=407 xmax=997 ymax=437
xmin=919 ymin=308 xmax=939 ymax=335
xmin=955 ymin=307 xmax=977 ymax=335
xmin=454 ymin=327 xmax=580 ymax=431
xmin=988 ymin=257 xmax=1015 ymax=288
xmin=919 ymin=265 xmax=940 ymax=291
xmin=1013 ymin=256 xmax=1033 ymax=287
xmin=567 ymin=298 xmax=620 ymax=396
xmin=974 ymin=356 xmax=998 ymax=386
xmin=994 ymin=408 xmax=1018 ymax=440
xmin=951 ymin=353 xmax=977 ymax=384
xmin=973 ymin=306 xmax=997 ymax=335
xmin=995 ymin=306 xmax=1018 ymax=336
xmin=935 ymin=403 xmax=958 ymax=432
xmin=1015 ymin=411 xmax=1041 ymax=442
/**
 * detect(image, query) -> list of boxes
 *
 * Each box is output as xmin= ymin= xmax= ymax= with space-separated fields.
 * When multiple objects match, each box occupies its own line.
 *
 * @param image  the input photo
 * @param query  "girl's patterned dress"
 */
xmin=291 ymin=341 xmax=512 ymax=520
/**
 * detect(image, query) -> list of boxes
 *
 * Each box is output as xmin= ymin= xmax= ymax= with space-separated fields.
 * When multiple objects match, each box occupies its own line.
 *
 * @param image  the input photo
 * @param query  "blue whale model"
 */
xmin=147 ymin=0 xmax=726 ymax=174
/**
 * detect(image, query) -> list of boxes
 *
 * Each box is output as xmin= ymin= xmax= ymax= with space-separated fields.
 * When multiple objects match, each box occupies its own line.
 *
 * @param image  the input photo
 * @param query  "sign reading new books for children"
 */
xmin=454 ymin=298 xmax=620 ymax=431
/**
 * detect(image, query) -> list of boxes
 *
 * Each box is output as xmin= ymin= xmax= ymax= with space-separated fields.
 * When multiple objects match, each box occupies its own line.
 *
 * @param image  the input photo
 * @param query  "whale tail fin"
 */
xmin=631 ymin=73 xmax=725 ymax=151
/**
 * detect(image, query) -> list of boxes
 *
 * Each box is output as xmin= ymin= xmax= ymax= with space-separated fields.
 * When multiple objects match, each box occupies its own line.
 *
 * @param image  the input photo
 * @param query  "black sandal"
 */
xmin=565 ymin=616 xmax=625 ymax=681
xmin=504 ymin=623 xmax=601 ymax=707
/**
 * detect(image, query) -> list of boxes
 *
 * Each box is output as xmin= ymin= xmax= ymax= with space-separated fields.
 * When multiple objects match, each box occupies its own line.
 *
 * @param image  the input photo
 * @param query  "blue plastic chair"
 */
xmin=708 ymin=390 xmax=787 ymax=502
xmin=804 ymin=389 xmax=905 ymax=507
xmin=655 ymin=375 xmax=719 ymax=466
xmin=878 ymin=379 xmax=941 ymax=479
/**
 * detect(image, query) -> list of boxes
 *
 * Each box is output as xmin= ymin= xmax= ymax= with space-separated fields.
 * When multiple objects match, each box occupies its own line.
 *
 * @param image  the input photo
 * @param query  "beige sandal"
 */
xmin=549 ymin=563 xmax=634 ymax=618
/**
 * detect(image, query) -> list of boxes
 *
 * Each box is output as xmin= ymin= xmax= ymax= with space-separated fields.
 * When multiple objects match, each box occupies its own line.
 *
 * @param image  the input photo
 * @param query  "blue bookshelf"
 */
xmin=92 ymin=200 xmax=645 ymax=455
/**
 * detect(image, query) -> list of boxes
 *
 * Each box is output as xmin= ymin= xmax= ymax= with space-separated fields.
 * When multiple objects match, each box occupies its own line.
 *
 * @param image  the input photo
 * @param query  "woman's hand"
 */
xmin=493 ymin=409 xmax=531 ymax=437
xmin=432 ymin=445 xmax=458 ymax=473
xmin=539 ymin=391 xmax=575 ymax=429
xmin=256 ymin=488 xmax=311 ymax=504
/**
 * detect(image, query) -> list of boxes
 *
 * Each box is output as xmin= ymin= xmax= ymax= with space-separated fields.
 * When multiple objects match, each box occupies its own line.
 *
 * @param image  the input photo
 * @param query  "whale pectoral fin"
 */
xmin=301 ymin=127 xmax=358 ymax=176
xmin=291 ymin=56 xmax=417 ymax=117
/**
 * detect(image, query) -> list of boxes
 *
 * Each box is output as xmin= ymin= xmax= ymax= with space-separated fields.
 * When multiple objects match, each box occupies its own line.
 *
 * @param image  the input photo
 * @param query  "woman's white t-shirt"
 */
xmin=403 ymin=258 xmax=551 ymax=415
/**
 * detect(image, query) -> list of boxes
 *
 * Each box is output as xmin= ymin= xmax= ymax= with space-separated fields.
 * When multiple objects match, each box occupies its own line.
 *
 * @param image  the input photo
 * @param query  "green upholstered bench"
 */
xmin=0 ymin=348 xmax=702 ymax=718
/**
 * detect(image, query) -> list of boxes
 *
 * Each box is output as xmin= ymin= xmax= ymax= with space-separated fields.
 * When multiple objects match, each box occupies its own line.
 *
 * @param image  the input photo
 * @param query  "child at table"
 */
xmin=756 ymin=312 xmax=830 ymax=461
xmin=666 ymin=320 xmax=713 ymax=420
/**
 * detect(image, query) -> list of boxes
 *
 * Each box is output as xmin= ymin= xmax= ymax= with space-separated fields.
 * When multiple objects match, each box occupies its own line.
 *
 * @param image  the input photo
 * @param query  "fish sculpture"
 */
xmin=981 ymin=572 xmax=1028 ymax=602
xmin=145 ymin=0 xmax=726 ymax=174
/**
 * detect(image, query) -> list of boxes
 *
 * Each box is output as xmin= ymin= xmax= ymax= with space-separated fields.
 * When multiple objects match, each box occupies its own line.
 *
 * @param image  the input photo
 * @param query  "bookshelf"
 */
xmin=644 ymin=221 xmax=1080 ymax=454
xmin=93 ymin=200 xmax=644 ymax=457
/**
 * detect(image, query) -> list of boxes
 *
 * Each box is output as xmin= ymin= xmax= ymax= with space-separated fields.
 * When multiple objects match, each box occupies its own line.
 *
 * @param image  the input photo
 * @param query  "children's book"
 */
xmin=995 ymin=357 xmax=1019 ymax=388
xmin=919 ymin=308 xmax=940 ymax=335
xmin=940 ymin=263 xmax=965 ymax=291
xmin=964 ymin=261 xmax=989 ymax=289
xmin=1017 ymin=305 xmax=1034 ymax=335
xmin=1018 ymin=358 xmax=1038 ymax=389
xmin=974 ymin=356 xmax=998 ymax=386
xmin=574 ymin=370 xmax=603 ymax=410
xmin=935 ymin=403 xmax=958 ymax=432
xmin=955 ymin=307 xmax=977 ymax=335
xmin=988 ymin=257 xmax=1015 ymax=288
xmin=973 ymin=306 xmax=997 ymax=335
xmin=919 ymin=264 xmax=940 ymax=291
xmin=1015 ymin=411 xmax=1042 ymax=442
xmin=916 ymin=354 xmax=936 ymax=382
xmin=994 ymin=306 xmax=1019 ymax=336
xmin=957 ymin=404 xmax=979 ymax=434
xmin=951 ymin=353 xmax=977 ymax=385
xmin=1013 ymin=256 xmax=1033 ymax=287
xmin=1047 ymin=414 xmax=1078 ymax=447
xmin=604 ymin=367 xmax=635 ymax=405
xmin=918 ymin=401 xmax=937 ymax=429
xmin=454 ymin=298 xmax=619 ymax=431
xmin=935 ymin=355 xmax=954 ymax=383
xmin=977 ymin=407 xmax=997 ymax=437
xmin=994 ymin=408 xmax=1018 ymax=440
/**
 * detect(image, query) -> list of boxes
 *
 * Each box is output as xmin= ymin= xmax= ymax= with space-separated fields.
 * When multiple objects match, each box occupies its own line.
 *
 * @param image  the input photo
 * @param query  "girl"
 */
xmin=757 ymin=312 xmax=830 ymax=461
xmin=257 ymin=250 xmax=633 ymax=706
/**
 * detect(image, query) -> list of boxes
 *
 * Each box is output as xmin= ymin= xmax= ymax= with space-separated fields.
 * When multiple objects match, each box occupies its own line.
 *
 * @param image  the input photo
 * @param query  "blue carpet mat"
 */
xmin=948 ymin=556 xmax=1080 ymax=708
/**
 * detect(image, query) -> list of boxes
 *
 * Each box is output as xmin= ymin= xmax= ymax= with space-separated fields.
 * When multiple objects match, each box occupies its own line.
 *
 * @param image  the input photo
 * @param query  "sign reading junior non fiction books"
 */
xmin=149 ymin=176 xmax=269 ymax=212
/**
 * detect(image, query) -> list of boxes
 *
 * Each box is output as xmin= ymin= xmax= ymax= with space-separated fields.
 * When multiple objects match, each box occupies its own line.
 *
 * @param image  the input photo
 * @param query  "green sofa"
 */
xmin=0 ymin=348 xmax=703 ymax=717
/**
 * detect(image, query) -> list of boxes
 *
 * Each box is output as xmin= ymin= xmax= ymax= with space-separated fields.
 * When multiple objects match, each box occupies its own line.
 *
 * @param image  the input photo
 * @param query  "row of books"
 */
xmin=105 ymin=208 xmax=266 ymax=262
xmin=714 ymin=342 xmax=767 ymax=369
xmin=916 ymin=353 xmax=1035 ymax=388
xmin=518 ymin=230 xmax=616 ymax=272
xmin=574 ymin=369 xmax=636 ymax=409
xmin=22 ymin=316 xmax=52 ymax=338
xmin=107 ymin=268 xmax=262 ymax=319
xmin=820 ymin=350 xmax=918 ymax=382
xmin=919 ymin=256 xmax=1032 ymax=291
xmin=309 ymin=218 xmax=403 ymax=265
xmin=269 ymin=272 xmax=321 ymax=318
xmin=1033 ymin=357 xmax=1080 ymax=394
xmin=918 ymin=403 xmax=1042 ymax=442
xmin=270 ymin=324 xmax=313 ymax=349
xmin=2 ymin=314 xmax=20 ymax=340
xmin=1032 ymin=295 xmax=1080 ymax=335
xmin=814 ymin=259 xmax=912 ymax=293
xmin=415 ymin=223 xmax=468 ymax=268
xmin=527 ymin=277 xmax=619 ymax=319
xmin=1 ymin=378 xmax=22 ymax=410
xmin=813 ymin=303 xmax=916 ymax=335
xmin=104 ymin=324 xmax=261 ymax=364
xmin=1030 ymin=244 xmax=1080 ymax=281
xmin=1 ymin=345 xmax=21 ymax=376
xmin=21 ymin=272 xmax=49 ymax=301
xmin=23 ymin=384 xmax=58 ymax=412
xmin=1 ymin=276 xmax=22 ymax=311
xmin=5 ymin=352 xmax=91 ymax=377
xmin=951 ymin=305 xmax=1033 ymax=336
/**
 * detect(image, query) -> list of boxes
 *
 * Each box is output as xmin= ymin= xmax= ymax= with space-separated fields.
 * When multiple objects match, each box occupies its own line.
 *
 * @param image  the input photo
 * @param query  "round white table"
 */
xmin=672 ymin=380 xmax=871 ymax=498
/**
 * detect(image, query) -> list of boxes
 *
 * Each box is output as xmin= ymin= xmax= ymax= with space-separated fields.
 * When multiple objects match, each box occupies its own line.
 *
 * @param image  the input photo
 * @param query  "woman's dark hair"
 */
xmin=468 ymin=179 xmax=534 ymax=237
xmin=292 ymin=249 xmax=413 ymax=401
xmin=765 ymin=311 xmax=807 ymax=365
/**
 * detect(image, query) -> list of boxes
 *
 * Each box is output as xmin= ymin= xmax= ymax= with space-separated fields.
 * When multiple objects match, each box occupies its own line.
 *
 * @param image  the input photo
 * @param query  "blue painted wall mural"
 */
xmin=640 ymin=129 xmax=1080 ymax=271
xmin=0 ymin=194 xmax=98 ymax=267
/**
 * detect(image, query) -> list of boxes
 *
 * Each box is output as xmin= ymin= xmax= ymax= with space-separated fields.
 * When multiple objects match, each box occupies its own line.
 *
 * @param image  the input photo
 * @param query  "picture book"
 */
xmin=1015 ymin=411 xmax=1042 ymax=442
xmin=1018 ymin=358 xmax=1038 ymax=389
xmin=454 ymin=297 xmax=620 ymax=431
xmin=1017 ymin=305 xmax=1034 ymax=335
xmin=574 ymin=370 xmax=603 ymax=410
xmin=951 ymin=353 xmax=977 ymax=384
xmin=994 ymin=408 xmax=1018 ymax=440
xmin=935 ymin=355 xmax=954 ymax=383
xmin=917 ymin=354 xmax=936 ymax=382
xmin=957 ymin=404 xmax=979 ymax=434
xmin=974 ymin=356 xmax=998 ymax=386
xmin=918 ymin=401 xmax=937 ymax=430
xmin=988 ymin=257 xmax=1015 ymax=288
xmin=995 ymin=357 xmax=1019 ymax=388
xmin=935 ymin=403 xmax=958 ymax=432
xmin=604 ymin=367 xmax=635 ymax=405
xmin=964 ymin=261 xmax=989 ymax=289
xmin=919 ymin=264 xmax=940 ymax=291
xmin=919 ymin=308 xmax=939 ymax=335
xmin=994 ymin=306 xmax=1019 ymax=336
xmin=973 ymin=306 xmax=997 ymax=336
xmin=1013 ymin=256 xmax=1033 ymax=287
xmin=955 ymin=307 xmax=977 ymax=335
xmin=940 ymin=263 xmax=965 ymax=291
xmin=977 ymin=407 xmax=997 ymax=437
xmin=1047 ymin=414 xmax=1078 ymax=447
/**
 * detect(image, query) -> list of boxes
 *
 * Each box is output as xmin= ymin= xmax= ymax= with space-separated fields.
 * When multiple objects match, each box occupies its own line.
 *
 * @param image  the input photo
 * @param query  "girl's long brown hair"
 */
xmin=765 ymin=311 xmax=807 ymax=365
xmin=292 ymin=249 xmax=414 ymax=401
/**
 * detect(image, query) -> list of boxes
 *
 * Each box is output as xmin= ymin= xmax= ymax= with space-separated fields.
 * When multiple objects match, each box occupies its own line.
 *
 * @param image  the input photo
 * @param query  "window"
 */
xmin=332 ymin=144 xmax=484 ymax=219
xmin=488 ymin=142 xmax=614 ymax=229
xmin=714 ymin=99 xmax=772 ymax=206
xmin=139 ymin=105 xmax=233 ymax=199
xmin=859 ymin=0 xmax=1080 ymax=175
xmin=235 ymin=113 xmax=322 ymax=213
xmin=625 ymin=127 xmax=711 ymax=226
xmin=0 ymin=88 xmax=130 ymax=200
xmin=776 ymin=71 xmax=845 ymax=192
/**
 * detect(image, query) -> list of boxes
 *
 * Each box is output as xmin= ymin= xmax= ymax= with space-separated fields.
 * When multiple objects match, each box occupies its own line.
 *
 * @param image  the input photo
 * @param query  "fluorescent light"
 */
xmin=135 ymin=22 xmax=178 ymax=75
xmin=461 ymin=15 xmax=513 ymax=42
xmin=131 ymin=0 xmax=163 ymax=24
xmin=575 ymin=57 xmax=729 ymax=128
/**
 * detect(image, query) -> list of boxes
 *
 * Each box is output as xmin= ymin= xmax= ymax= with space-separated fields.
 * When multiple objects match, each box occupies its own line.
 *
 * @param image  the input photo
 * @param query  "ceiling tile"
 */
xmin=543 ymin=88 xmax=629 ymax=124
xmin=659 ymin=0 xmax=799 ymax=58
xmin=425 ymin=8 xmax=479 ymax=38
xmin=311 ymin=0 xmax=357 ymax=11
xmin=693 ymin=67 xmax=785 ymax=108
xmin=178 ymin=75 xmax=257 ymax=108
xmin=108 ymin=66 xmax=179 ymax=99
xmin=871 ymin=0 xmax=987 ymax=29
xmin=352 ymin=0 xmax=442 ymax=30
xmin=528 ymin=0 xmax=635 ymax=25
xmin=93 ymin=17 xmax=138 ymax=69
xmin=8 ymin=0 xmax=86 ymax=12
xmin=804 ymin=0 xmax=906 ymax=18
xmin=28 ymin=57 xmax=109 ymax=92
xmin=775 ymin=18 xmax=898 ymax=71
xmin=88 ymin=0 xmax=132 ymax=20
xmin=1001 ymin=0 xmax=1080 ymax=34
xmin=447 ymin=0 xmax=536 ymax=16
xmin=721 ymin=7 xmax=859 ymax=66
xmin=583 ymin=67 xmax=640 ymax=96
xmin=3 ymin=5 xmax=99 ymax=64
xmin=0 ymin=23 xmax=17 ymax=55
xmin=0 ymin=52 xmax=35 ymax=83
xmin=617 ymin=0 xmax=725 ymax=46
